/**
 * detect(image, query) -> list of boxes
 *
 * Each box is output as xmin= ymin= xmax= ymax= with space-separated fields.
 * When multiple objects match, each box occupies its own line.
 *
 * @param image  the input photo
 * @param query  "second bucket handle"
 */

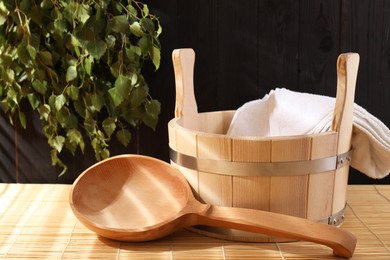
xmin=332 ymin=53 xmax=360 ymax=154
xmin=172 ymin=48 xmax=199 ymax=130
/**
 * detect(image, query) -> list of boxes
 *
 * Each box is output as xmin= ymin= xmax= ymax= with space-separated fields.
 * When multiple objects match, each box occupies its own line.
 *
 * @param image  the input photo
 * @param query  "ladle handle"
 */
xmin=197 ymin=205 xmax=356 ymax=258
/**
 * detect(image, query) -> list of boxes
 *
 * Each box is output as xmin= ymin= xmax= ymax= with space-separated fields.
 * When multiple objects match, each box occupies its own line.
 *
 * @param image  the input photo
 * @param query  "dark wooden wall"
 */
xmin=1 ymin=0 xmax=390 ymax=184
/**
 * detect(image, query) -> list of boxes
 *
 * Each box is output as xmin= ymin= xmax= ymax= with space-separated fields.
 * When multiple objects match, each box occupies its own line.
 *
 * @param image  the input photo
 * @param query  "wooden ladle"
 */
xmin=69 ymin=154 xmax=356 ymax=258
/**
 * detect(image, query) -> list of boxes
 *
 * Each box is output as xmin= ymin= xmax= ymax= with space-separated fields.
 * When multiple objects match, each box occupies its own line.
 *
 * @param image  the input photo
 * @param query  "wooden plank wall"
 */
xmin=0 ymin=0 xmax=389 ymax=184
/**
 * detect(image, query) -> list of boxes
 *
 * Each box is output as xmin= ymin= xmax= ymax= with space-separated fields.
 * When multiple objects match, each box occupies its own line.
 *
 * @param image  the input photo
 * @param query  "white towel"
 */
xmin=227 ymin=88 xmax=390 ymax=179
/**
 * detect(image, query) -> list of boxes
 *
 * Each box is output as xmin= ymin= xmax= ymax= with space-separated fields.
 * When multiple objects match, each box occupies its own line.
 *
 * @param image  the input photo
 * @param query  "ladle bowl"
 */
xmin=69 ymin=154 xmax=356 ymax=258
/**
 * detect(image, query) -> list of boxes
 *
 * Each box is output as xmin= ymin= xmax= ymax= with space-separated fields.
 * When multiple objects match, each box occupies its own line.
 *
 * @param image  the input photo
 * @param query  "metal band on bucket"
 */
xmin=169 ymin=147 xmax=352 ymax=176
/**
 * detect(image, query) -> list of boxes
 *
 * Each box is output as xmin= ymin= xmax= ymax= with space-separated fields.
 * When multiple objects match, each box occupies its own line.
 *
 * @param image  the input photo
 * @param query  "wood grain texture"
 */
xmin=12 ymin=108 xmax=64 ymax=183
xmin=216 ymin=1 xmax=259 ymax=110
xmin=172 ymin=49 xmax=198 ymax=130
xmin=269 ymin=137 xmax=311 ymax=218
xmin=332 ymin=53 xmax=359 ymax=214
xmin=174 ymin=125 xmax=197 ymax=157
xmin=298 ymin=0 xmax=340 ymax=96
xmin=258 ymin=0 xmax=300 ymax=97
xmin=231 ymin=138 xmax=271 ymax=210
xmin=198 ymin=111 xmax=235 ymax=135
xmin=177 ymin=0 xmax=219 ymax=113
xmin=197 ymin=134 xmax=232 ymax=206
xmin=307 ymin=133 xmax=338 ymax=221
xmin=0 ymin=112 xmax=17 ymax=182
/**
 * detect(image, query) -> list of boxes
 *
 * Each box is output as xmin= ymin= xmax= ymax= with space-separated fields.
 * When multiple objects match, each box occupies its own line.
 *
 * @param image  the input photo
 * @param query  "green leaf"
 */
xmin=130 ymin=22 xmax=144 ymax=37
xmin=7 ymin=88 xmax=18 ymax=104
xmin=91 ymin=137 xmax=98 ymax=150
xmin=26 ymin=45 xmax=37 ymax=60
xmin=48 ymin=94 xmax=56 ymax=111
xmin=102 ymin=117 xmax=116 ymax=137
xmin=42 ymin=124 xmax=56 ymax=138
xmin=127 ymin=4 xmax=137 ymax=16
xmin=66 ymin=85 xmax=79 ymax=100
xmin=39 ymin=51 xmax=54 ymax=66
xmin=131 ymin=44 xmax=142 ymax=56
xmin=0 ymin=54 xmax=12 ymax=71
xmin=123 ymin=106 xmax=143 ymax=126
xmin=30 ymin=5 xmax=43 ymax=25
xmin=108 ymin=15 xmax=129 ymax=33
xmin=125 ymin=46 xmax=136 ymax=62
xmin=3 ymin=68 xmax=15 ymax=83
xmin=66 ymin=128 xmax=84 ymax=154
xmin=86 ymin=40 xmax=107 ymax=60
xmin=140 ymin=17 xmax=154 ymax=33
xmin=70 ymin=34 xmax=80 ymax=48
xmin=38 ymin=104 xmax=51 ymax=120
xmin=18 ymin=110 xmax=26 ymax=129
xmin=138 ymin=36 xmax=149 ymax=55
xmin=156 ymin=21 xmax=162 ymax=37
xmin=116 ymin=129 xmax=131 ymax=146
xmin=54 ymin=18 xmax=67 ymax=34
xmin=46 ymin=66 xmax=59 ymax=83
xmin=73 ymin=99 xmax=86 ymax=118
xmin=90 ymin=92 xmax=104 ymax=112
xmin=49 ymin=135 xmax=65 ymax=153
xmin=76 ymin=15 xmax=107 ymax=60
xmin=63 ymin=2 xmax=76 ymax=23
xmin=84 ymin=56 xmax=93 ymax=75
xmin=100 ymin=148 xmax=110 ymax=160
xmin=76 ymin=16 xmax=105 ymax=46
xmin=19 ymin=0 xmax=31 ymax=12
xmin=49 ymin=148 xmax=67 ymax=176
xmin=145 ymin=99 xmax=161 ymax=118
xmin=55 ymin=94 xmax=67 ymax=111
xmin=0 ymin=3 xmax=7 ymax=26
xmin=151 ymin=45 xmax=161 ymax=70
xmin=105 ymin=35 xmax=116 ymax=49
xmin=57 ymin=111 xmax=78 ymax=129
xmin=66 ymin=66 xmax=77 ymax=82
xmin=76 ymin=5 xmax=90 ymax=24
xmin=109 ymin=61 xmax=120 ymax=78
xmin=108 ymin=75 xmax=132 ymax=106
xmin=143 ymin=4 xmax=149 ymax=16
xmin=32 ymin=80 xmax=48 ymax=95
xmin=143 ymin=99 xmax=161 ymax=130
xmin=40 ymin=0 xmax=53 ymax=10
xmin=17 ymin=44 xmax=31 ymax=65
xmin=130 ymin=86 xmax=147 ymax=108
xmin=27 ymin=93 xmax=40 ymax=109
xmin=131 ymin=73 xmax=138 ymax=85
xmin=84 ymin=117 xmax=96 ymax=134
xmin=58 ymin=163 xmax=68 ymax=177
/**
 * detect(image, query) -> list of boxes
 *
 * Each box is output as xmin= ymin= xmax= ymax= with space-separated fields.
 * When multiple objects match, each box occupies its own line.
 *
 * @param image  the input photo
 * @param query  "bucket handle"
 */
xmin=172 ymin=49 xmax=199 ymax=130
xmin=332 ymin=53 xmax=360 ymax=154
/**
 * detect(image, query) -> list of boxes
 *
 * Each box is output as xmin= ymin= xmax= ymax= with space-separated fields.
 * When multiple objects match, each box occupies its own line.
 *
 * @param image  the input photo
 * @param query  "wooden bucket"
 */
xmin=168 ymin=49 xmax=359 ymax=242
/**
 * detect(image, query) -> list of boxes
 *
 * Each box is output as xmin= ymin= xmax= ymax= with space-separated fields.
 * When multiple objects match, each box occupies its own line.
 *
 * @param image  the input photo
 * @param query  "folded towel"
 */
xmin=227 ymin=88 xmax=390 ymax=179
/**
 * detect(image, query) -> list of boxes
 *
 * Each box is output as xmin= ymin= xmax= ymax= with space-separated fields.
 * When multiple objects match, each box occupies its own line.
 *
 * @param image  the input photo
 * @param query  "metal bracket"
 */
xmin=336 ymin=150 xmax=353 ymax=169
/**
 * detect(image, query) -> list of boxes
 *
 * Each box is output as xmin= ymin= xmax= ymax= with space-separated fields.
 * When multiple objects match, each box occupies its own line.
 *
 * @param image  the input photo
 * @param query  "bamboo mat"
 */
xmin=0 ymin=184 xmax=389 ymax=259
